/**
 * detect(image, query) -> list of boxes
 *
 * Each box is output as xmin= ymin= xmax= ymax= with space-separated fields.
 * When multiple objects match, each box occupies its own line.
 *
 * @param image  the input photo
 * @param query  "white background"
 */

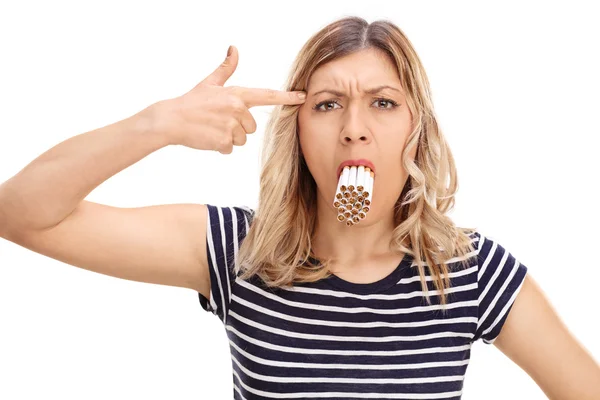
xmin=1 ymin=1 xmax=599 ymax=399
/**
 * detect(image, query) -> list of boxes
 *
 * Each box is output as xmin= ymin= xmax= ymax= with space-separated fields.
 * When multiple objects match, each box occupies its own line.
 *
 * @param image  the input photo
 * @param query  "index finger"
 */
xmin=238 ymin=87 xmax=307 ymax=107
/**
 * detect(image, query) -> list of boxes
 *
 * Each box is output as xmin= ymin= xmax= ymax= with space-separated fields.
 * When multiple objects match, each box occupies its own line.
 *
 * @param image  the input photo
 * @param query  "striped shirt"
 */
xmin=198 ymin=205 xmax=528 ymax=399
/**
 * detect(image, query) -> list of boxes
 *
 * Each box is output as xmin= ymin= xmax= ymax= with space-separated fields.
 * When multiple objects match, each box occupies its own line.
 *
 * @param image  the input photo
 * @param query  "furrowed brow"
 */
xmin=312 ymin=85 xmax=401 ymax=97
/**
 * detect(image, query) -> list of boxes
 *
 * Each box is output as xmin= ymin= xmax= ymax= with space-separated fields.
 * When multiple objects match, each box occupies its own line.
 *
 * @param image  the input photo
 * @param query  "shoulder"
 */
xmin=472 ymin=230 xmax=527 ymax=275
xmin=205 ymin=205 xmax=255 ymax=238
xmin=206 ymin=204 xmax=255 ymax=222
xmin=470 ymin=229 xmax=529 ymax=343
xmin=204 ymin=204 xmax=256 ymax=270
xmin=199 ymin=204 xmax=255 ymax=320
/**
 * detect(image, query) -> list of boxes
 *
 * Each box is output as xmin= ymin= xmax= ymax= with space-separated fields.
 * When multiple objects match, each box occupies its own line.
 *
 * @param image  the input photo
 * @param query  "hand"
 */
xmin=148 ymin=45 xmax=306 ymax=154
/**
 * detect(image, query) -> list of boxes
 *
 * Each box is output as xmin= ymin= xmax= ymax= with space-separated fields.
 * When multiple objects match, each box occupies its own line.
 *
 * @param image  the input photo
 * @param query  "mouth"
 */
xmin=337 ymin=159 xmax=376 ymax=178
xmin=333 ymin=160 xmax=376 ymax=226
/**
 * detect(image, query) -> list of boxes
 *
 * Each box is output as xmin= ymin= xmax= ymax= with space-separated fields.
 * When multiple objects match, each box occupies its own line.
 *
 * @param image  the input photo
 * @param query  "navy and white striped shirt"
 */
xmin=198 ymin=205 xmax=528 ymax=399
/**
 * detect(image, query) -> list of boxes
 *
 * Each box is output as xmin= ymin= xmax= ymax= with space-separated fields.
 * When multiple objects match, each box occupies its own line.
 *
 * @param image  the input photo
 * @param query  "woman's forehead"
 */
xmin=306 ymin=49 xmax=402 ymax=94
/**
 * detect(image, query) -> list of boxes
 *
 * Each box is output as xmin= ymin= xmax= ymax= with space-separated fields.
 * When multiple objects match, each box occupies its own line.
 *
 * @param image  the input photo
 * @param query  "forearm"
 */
xmin=0 ymin=105 xmax=169 ymax=234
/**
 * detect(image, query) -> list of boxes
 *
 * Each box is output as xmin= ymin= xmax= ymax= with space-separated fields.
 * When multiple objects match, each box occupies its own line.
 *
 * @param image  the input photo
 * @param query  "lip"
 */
xmin=337 ymin=159 xmax=376 ymax=178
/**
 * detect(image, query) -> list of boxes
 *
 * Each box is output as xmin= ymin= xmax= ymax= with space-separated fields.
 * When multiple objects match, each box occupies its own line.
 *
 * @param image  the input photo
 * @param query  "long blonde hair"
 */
xmin=236 ymin=16 xmax=477 ymax=306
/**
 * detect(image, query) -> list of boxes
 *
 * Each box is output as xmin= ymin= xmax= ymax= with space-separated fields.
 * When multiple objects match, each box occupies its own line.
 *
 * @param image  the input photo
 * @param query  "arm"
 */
xmin=0 ymin=106 xmax=211 ymax=294
xmin=494 ymin=274 xmax=600 ymax=399
xmin=0 ymin=45 xmax=304 ymax=296
xmin=0 ymin=109 xmax=165 ymax=233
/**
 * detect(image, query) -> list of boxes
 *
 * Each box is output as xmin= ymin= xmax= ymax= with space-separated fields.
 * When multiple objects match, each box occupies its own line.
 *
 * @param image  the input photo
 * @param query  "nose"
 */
xmin=341 ymin=131 xmax=369 ymax=143
xmin=339 ymin=104 xmax=372 ymax=144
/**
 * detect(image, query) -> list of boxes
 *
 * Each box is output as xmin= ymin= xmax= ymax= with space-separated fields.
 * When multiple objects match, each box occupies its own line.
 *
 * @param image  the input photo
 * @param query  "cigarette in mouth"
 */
xmin=357 ymin=166 xmax=366 ymax=192
xmin=339 ymin=166 xmax=350 ymax=192
xmin=364 ymin=171 xmax=374 ymax=206
xmin=347 ymin=166 xmax=357 ymax=192
xmin=332 ymin=164 xmax=374 ymax=226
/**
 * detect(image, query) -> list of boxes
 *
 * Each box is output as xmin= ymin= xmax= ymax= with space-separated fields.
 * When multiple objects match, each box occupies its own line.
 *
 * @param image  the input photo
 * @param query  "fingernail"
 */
xmin=297 ymin=92 xmax=306 ymax=99
xmin=227 ymin=46 xmax=232 ymax=57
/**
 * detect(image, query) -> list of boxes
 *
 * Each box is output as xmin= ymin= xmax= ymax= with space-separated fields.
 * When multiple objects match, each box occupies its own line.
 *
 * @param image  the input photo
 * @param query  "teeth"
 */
xmin=332 ymin=165 xmax=374 ymax=226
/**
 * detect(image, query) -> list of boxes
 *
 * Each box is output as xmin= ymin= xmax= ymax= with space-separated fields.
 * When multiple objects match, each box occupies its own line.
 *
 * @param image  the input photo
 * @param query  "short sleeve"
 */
xmin=472 ymin=231 xmax=528 ymax=344
xmin=198 ymin=204 xmax=254 ymax=323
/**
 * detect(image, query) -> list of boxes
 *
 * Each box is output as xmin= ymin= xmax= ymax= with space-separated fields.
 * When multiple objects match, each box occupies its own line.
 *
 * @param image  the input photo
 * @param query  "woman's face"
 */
xmin=297 ymin=47 xmax=416 ymax=224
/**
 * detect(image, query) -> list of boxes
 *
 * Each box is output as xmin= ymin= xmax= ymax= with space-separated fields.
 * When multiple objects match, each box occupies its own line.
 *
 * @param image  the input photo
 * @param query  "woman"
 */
xmin=1 ymin=16 xmax=598 ymax=400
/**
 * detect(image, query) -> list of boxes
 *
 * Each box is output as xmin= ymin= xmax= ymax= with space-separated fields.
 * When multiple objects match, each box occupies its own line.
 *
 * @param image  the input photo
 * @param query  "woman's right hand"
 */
xmin=147 ymin=45 xmax=306 ymax=154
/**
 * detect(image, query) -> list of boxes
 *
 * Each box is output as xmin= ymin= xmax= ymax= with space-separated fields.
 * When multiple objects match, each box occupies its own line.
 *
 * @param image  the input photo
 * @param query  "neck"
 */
xmin=311 ymin=196 xmax=397 ymax=266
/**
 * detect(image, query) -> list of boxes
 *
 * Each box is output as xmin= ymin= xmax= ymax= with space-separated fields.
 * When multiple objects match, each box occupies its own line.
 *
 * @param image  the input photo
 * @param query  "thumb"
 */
xmin=200 ymin=45 xmax=239 ymax=86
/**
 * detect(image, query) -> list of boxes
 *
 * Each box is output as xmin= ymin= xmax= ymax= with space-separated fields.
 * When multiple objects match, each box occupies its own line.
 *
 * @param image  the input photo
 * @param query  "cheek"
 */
xmin=298 ymin=133 xmax=337 ymax=193
xmin=391 ymin=126 xmax=415 ymax=159
xmin=298 ymin=117 xmax=333 ymax=167
xmin=299 ymin=131 xmax=328 ymax=174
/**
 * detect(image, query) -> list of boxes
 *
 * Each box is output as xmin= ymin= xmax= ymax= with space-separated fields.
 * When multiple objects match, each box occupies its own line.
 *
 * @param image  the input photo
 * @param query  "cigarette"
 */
xmin=362 ymin=172 xmax=370 ymax=198
xmin=364 ymin=172 xmax=373 ymax=206
xmin=356 ymin=166 xmax=365 ymax=192
xmin=347 ymin=166 xmax=357 ymax=192
xmin=332 ymin=164 xmax=375 ymax=226
xmin=339 ymin=166 xmax=350 ymax=192
xmin=332 ymin=170 xmax=345 ymax=208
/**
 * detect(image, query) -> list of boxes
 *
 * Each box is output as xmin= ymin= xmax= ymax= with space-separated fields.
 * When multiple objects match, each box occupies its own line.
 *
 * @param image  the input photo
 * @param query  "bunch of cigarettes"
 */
xmin=332 ymin=165 xmax=374 ymax=226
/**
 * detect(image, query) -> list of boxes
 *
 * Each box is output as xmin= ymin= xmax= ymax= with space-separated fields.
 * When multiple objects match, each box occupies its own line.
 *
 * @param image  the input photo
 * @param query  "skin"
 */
xmin=297 ymin=47 xmax=600 ymax=398
xmin=494 ymin=275 xmax=600 ymax=399
xmin=297 ymin=47 xmax=417 ymax=280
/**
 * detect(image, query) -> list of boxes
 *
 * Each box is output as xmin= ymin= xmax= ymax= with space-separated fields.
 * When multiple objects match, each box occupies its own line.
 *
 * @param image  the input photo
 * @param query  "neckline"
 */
xmin=308 ymin=253 xmax=414 ymax=295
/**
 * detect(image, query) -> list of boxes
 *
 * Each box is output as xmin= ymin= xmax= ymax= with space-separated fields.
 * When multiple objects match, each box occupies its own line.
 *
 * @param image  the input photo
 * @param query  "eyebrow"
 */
xmin=311 ymin=85 xmax=402 ymax=97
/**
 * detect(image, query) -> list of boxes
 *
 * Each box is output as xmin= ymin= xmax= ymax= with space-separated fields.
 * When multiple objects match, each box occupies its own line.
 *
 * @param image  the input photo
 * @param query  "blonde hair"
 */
xmin=236 ymin=16 xmax=477 ymax=306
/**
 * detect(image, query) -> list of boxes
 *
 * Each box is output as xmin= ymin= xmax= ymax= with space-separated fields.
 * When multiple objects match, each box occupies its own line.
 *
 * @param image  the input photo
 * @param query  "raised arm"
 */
xmin=0 ymin=108 xmax=215 ymax=292
xmin=0 ymin=45 xmax=306 ymax=295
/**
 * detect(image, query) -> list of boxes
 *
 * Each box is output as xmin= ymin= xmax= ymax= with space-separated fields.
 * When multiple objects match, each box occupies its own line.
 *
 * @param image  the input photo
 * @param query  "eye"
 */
xmin=313 ymin=100 xmax=341 ymax=112
xmin=313 ymin=98 xmax=399 ymax=112
xmin=373 ymin=98 xmax=399 ymax=109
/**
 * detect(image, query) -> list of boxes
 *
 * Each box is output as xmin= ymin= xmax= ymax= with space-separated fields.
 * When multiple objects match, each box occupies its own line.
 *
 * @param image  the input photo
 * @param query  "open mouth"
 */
xmin=336 ymin=160 xmax=376 ymax=179
xmin=332 ymin=165 xmax=374 ymax=226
